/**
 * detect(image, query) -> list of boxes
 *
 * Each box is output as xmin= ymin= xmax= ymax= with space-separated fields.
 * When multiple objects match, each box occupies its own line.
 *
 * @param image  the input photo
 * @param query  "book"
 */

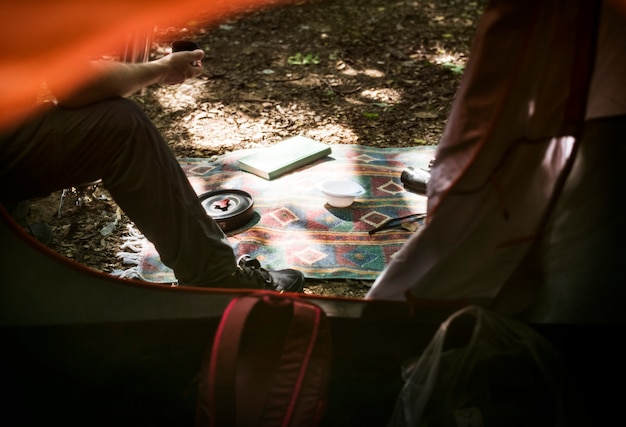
xmin=237 ymin=136 xmax=332 ymax=180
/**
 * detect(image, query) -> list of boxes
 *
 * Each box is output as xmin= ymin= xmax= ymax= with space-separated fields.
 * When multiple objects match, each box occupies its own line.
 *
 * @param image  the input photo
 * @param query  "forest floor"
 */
xmin=25 ymin=0 xmax=485 ymax=297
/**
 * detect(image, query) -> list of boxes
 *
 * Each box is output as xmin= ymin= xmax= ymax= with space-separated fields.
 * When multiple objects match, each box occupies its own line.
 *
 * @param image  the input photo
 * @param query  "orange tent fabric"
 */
xmin=0 ymin=0 xmax=295 ymax=132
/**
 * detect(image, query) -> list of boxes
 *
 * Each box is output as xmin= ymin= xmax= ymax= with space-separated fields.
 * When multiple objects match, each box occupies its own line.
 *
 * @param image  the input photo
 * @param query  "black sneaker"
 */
xmin=233 ymin=254 xmax=304 ymax=293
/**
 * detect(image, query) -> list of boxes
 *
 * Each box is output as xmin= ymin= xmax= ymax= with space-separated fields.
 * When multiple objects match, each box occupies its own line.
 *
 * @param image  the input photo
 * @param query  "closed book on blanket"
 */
xmin=237 ymin=136 xmax=332 ymax=180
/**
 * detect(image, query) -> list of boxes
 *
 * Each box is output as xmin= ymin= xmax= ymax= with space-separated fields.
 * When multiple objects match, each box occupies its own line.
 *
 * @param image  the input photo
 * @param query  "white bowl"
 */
xmin=319 ymin=179 xmax=365 ymax=208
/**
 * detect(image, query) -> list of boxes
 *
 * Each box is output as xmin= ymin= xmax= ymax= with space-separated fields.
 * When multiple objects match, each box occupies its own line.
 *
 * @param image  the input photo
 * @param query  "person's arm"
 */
xmin=50 ymin=49 xmax=204 ymax=109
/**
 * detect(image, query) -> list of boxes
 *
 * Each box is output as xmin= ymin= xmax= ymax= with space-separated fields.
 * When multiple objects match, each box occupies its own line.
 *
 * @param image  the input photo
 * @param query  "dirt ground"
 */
xmin=25 ymin=0 xmax=485 ymax=297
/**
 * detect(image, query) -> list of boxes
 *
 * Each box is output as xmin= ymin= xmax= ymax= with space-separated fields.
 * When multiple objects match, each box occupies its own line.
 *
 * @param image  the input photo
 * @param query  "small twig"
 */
xmin=241 ymin=98 xmax=277 ymax=104
xmin=337 ymin=85 xmax=363 ymax=95
xmin=320 ymin=78 xmax=335 ymax=94
xmin=200 ymin=97 xmax=276 ymax=104
xmin=319 ymin=78 xmax=362 ymax=95
xmin=264 ymin=75 xmax=305 ymax=83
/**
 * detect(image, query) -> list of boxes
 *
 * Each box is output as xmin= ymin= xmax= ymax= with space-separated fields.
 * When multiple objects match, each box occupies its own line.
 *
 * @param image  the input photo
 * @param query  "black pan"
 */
xmin=199 ymin=189 xmax=255 ymax=232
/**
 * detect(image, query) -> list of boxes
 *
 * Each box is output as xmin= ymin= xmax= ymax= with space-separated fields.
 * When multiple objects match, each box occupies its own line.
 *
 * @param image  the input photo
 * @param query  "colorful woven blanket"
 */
xmin=115 ymin=144 xmax=436 ymax=283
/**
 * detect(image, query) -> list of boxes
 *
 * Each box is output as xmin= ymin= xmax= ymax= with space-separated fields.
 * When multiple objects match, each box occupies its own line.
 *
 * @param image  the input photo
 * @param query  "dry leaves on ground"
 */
xmin=25 ymin=0 xmax=486 ymax=298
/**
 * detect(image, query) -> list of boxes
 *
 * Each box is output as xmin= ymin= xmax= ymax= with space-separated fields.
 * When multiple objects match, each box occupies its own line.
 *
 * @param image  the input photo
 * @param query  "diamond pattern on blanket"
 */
xmin=293 ymin=247 xmax=328 ymax=265
xmin=268 ymin=207 xmax=300 ymax=226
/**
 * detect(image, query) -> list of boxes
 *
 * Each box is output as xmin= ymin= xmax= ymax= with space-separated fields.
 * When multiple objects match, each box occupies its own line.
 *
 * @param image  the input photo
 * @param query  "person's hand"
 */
xmin=157 ymin=49 xmax=205 ymax=84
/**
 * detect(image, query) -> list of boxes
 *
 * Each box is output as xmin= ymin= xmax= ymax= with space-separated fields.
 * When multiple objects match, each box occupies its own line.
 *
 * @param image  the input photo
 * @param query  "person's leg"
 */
xmin=1 ymin=99 xmax=236 ymax=285
xmin=1 ymin=99 xmax=303 ymax=291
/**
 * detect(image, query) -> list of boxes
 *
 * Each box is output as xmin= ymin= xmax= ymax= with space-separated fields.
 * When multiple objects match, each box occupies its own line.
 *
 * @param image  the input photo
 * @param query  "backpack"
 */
xmin=195 ymin=291 xmax=332 ymax=427
xmin=387 ymin=306 xmax=577 ymax=427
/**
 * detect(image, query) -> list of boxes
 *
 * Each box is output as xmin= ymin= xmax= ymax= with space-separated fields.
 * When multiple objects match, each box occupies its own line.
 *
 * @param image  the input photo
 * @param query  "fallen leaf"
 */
xmin=415 ymin=112 xmax=438 ymax=119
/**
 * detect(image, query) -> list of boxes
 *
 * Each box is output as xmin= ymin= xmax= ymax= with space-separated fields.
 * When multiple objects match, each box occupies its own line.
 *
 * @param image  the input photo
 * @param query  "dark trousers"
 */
xmin=0 ymin=98 xmax=236 ymax=286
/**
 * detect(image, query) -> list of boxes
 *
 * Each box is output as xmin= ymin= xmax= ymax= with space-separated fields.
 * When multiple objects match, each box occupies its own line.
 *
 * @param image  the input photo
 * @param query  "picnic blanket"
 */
xmin=114 ymin=144 xmax=435 ymax=283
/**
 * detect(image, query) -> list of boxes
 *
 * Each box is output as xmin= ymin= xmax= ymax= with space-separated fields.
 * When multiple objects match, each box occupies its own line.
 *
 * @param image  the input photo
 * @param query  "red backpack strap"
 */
xmin=260 ymin=298 xmax=326 ymax=427
xmin=195 ymin=291 xmax=331 ymax=427
xmin=208 ymin=294 xmax=260 ymax=426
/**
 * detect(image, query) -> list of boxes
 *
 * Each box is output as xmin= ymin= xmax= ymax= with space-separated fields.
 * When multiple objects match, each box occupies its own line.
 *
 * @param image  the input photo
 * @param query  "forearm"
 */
xmin=50 ymin=50 xmax=204 ymax=109
xmin=53 ymin=61 xmax=165 ymax=108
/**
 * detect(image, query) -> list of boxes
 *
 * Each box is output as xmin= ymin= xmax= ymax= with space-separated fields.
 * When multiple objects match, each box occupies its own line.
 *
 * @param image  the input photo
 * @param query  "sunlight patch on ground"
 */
xmin=151 ymin=83 xmax=202 ymax=111
xmin=426 ymin=45 xmax=467 ymax=72
xmin=362 ymin=68 xmax=385 ymax=78
xmin=187 ymin=118 xmax=247 ymax=149
xmin=340 ymin=66 xmax=385 ymax=79
xmin=360 ymin=88 xmax=402 ymax=104
xmin=434 ymin=52 xmax=456 ymax=64
xmin=149 ymin=79 xmax=362 ymax=150
xmin=306 ymin=124 xmax=359 ymax=145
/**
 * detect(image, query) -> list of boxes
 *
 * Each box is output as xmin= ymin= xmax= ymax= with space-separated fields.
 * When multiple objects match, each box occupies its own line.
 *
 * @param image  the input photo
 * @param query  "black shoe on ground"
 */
xmin=233 ymin=254 xmax=304 ymax=293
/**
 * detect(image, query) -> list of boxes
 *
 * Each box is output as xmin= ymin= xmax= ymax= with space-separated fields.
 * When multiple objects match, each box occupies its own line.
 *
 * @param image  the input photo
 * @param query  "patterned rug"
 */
xmin=114 ymin=144 xmax=436 ymax=283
